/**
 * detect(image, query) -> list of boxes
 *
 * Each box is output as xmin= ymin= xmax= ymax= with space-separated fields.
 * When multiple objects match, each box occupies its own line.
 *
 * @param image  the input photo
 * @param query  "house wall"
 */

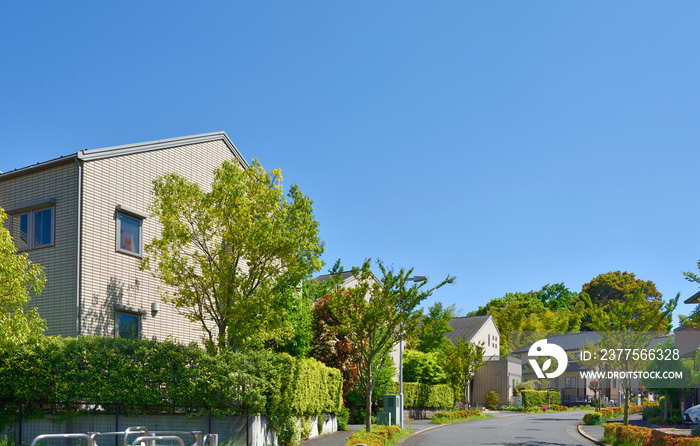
xmin=79 ymin=140 xmax=240 ymax=345
xmin=0 ymin=161 xmax=79 ymax=336
xmin=472 ymin=357 xmax=519 ymax=406
xmin=471 ymin=319 xmax=500 ymax=358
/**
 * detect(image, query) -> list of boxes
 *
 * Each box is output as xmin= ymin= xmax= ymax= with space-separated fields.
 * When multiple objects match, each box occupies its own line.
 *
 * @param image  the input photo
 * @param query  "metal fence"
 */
xmin=0 ymin=402 xmax=250 ymax=446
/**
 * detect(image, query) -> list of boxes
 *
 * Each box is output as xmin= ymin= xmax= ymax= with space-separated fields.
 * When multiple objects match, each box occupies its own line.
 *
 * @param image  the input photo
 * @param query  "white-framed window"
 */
xmin=10 ymin=205 xmax=55 ymax=251
xmin=115 ymin=205 xmax=147 ymax=257
xmin=565 ymin=376 xmax=577 ymax=388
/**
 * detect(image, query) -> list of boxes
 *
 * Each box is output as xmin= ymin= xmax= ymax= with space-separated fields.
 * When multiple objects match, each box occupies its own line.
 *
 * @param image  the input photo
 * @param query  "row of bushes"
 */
xmin=392 ymin=382 xmax=453 ymax=409
xmin=583 ymin=404 xmax=645 ymax=425
xmin=521 ymin=390 xmax=561 ymax=408
xmin=0 ymin=336 xmax=343 ymax=418
xmin=603 ymin=423 xmax=700 ymax=446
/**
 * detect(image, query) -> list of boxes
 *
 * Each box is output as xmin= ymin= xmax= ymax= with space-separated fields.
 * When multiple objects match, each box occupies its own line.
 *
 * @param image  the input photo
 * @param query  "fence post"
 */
xmin=115 ymin=404 xmax=120 ymax=446
xmin=18 ymin=402 xmax=23 ymax=446
xmin=246 ymin=406 xmax=249 ymax=446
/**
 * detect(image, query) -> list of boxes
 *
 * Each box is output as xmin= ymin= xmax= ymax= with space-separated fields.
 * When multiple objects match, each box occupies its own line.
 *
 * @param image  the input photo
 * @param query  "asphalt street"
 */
xmin=399 ymin=411 xmax=599 ymax=446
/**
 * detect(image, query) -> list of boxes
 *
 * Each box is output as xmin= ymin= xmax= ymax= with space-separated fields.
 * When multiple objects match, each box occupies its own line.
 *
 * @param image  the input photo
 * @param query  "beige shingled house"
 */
xmin=0 ymin=132 xmax=248 ymax=344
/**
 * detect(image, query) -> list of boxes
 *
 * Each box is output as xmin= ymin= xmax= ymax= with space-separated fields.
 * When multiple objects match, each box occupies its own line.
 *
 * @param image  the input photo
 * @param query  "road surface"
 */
xmin=402 ymin=411 xmax=598 ymax=446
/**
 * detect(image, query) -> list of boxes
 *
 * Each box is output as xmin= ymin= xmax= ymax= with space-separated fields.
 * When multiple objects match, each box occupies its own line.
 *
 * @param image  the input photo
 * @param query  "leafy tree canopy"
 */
xmin=143 ymin=159 xmax=324 ymax=353
xmin=408 ymin=301 xmax=457 ymax=354
xmin=0 ymin=206 xmax=46 ymax=350
xmin=579 ymin=271 xmax=665 ymax=331
xmin=473 ymin=284 xmax=583 ymax=354
xmin=580 ymin=271 xmax=662 ymax=307
xmin=581 ymin=285 xmax=678 ymax=425
xmin=326 ymin=259 xmax=454 ymax=432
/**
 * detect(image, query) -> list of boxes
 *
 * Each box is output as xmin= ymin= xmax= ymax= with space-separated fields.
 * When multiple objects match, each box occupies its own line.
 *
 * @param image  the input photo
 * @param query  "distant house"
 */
xmin=446 ymin=316 xmax=522 ymax=407
xmin=512 ymin=332 xmax=609 ymax=405
xmin=0 ymin=132 xmax=248 ymax=345
xmin=512 ymin=331 xmax=670 ymax=406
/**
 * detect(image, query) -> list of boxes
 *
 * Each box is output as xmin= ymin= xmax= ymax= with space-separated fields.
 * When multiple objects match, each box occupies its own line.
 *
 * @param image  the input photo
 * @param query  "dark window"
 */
xmin=118 ymin=313 xmax=139 ymax=339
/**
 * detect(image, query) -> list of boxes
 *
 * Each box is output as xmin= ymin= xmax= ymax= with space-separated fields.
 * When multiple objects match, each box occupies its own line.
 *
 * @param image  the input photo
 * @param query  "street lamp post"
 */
xmin=399 ymin=275 xmax=428 ymax=429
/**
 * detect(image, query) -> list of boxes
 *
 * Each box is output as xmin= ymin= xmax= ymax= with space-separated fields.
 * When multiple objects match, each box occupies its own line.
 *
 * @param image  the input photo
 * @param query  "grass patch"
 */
xmin=431 ymin=410 xmax=493 ymax=425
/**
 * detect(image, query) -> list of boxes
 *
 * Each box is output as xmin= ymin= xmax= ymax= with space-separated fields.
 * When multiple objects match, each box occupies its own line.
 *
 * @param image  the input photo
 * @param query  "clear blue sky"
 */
xmin=2 ymin=2 xmax=699 ymax=323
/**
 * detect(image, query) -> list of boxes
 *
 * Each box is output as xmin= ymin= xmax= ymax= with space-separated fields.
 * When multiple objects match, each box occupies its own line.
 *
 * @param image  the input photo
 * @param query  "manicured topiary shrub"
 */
xmin=583 ymin=412 xmax=603 ymax=425
xmin=485 ymin=391 xmax=499 ymax=410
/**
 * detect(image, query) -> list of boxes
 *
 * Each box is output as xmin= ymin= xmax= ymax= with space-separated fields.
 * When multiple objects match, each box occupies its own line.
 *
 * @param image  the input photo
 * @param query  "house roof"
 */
xmin=0 ymin=131 xmax=248 ymax=180
xmin=313 ymin=270 xmax=381 ymax=286
xmin=684 ymin=290 xmax=700 ymax=304
xmin=512 ymin=331 xmax=671 ymax=355
xmin=445 ymin=315 xmax=498 ymax=344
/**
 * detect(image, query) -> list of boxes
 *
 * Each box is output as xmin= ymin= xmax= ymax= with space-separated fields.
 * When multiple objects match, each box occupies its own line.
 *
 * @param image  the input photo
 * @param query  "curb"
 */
xmin=577 ymin=424 xmax=610 ymax=446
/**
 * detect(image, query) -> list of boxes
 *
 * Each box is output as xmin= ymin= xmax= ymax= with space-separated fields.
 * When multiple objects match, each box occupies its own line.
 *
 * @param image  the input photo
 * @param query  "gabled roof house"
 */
xmin=0 ymin=132 xmax=247 ymax=344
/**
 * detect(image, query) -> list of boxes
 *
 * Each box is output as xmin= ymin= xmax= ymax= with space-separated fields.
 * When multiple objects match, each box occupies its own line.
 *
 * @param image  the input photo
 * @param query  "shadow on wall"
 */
xmin=81 ymin=277 xmax=140 ymax=337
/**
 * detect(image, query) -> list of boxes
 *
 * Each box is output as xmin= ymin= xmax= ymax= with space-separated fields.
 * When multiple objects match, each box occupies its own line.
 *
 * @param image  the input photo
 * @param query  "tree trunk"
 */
xmin=366 ymin=388 xmax=373 ymax=433
xmin=623 ymin=387 xmax=630 ymax=425
xmin=664 ymin=390 xmax=669 ymax=421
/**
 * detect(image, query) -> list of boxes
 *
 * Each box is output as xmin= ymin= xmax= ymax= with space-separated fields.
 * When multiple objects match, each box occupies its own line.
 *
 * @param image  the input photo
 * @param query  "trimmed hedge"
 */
xmin=520 ymin=390 xmax=561 ymax=408
xmin=393 ymin=382 xmax=453 ymax=409
xmin=346 ymin=425 xmax=403 ymax=446
xmin=0 ymin=336 xmax=343 ymax=418
xmin=604 ymin=423 xmax=700 ymax=446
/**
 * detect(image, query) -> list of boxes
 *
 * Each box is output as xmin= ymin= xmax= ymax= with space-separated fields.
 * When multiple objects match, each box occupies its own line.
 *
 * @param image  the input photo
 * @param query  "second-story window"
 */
xmin=10 ymin=206 xmax=54 ymax=251
xmin=115 ymin=205 xmax=147 ymax=257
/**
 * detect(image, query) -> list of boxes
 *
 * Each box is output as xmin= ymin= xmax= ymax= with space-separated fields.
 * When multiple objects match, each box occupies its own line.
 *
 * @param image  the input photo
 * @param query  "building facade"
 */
xmin=0 ymin=132 xmax=248 ymax=345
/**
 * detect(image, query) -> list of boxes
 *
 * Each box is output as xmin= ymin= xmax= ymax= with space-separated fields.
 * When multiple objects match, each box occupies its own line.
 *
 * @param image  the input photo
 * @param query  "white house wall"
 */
xmin=79 ymin=139 xmax=241 ymax=344
xmin=0 ymin=162 xmax=79 ymax=337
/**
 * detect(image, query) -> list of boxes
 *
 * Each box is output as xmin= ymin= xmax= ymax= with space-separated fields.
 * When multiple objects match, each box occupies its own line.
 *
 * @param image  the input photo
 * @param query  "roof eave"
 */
xmin=78 ymin=131 xmax=249 ymax=168
xmin=0 ymin=154 xmax=78 ymax=181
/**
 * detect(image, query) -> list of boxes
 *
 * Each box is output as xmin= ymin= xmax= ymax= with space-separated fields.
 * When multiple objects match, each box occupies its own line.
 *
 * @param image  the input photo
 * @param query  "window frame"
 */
xmin=115 ymin=205 xmax=147 ymax=257
xmin=116 ymin=311 xmax=141 ymax=340
xmin=9 ymin=204 xmax=55 ymax=251
xmin=565 ymin=376 xmax=577 ymax=389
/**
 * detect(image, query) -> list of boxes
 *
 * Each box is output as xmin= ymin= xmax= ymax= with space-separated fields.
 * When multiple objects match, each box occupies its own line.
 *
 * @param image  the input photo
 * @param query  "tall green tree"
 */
xmin=0 ymin=207 xmax=46 ymax=349
xmin=579 ymin=271 xmax=663 ymax=331
xmin=442 ymin=335 xmax=485 ymax=408
xmin=326 ymin=260 xmax=454 ymax=433
xmin=143 ymin=159 xmax=324 ymax=352
xmin=581 ymin=285 xmax=678 ymax=425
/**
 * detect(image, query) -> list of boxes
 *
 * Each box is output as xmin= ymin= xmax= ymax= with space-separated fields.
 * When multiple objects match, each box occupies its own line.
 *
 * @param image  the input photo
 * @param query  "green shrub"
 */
xmin=394 ymin=382 xmax=453 ymax=409
xmin=583 ymin=412 xmax=603 ymax=425
xmin=642 ymin=405 xmax=662 ymax=422
xmin=337 ymin=407 xmax=350 ymax=431
xmin=520 ymin=390 xmax=561 ymax=408
xmin=485 ymin=391 xmax=499 ymax=410
xmin=346 ymin=426 xmax=403 ymax=446
xmin=0 ymin=336 xmax=343 ymax=419
xmin=402 ymin=350 xmax=448 ymax=385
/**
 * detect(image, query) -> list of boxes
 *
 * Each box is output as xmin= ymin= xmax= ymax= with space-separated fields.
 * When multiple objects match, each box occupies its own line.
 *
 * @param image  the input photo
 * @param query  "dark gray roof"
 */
xmin=512 ymin=331 xmax=670 ymax=354
xmin=0 ymin=132 xmax=248 ymax=180
xmin=445 ymin=316 xmax=496 ymax=344
xmin=313 ymin=271 xmax=356 ymax=283
xmin=685 ymin=291 xmax=700 ymax=304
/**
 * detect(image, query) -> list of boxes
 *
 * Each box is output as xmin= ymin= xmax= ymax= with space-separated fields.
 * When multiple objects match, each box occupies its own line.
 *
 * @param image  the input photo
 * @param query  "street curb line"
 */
xmin=577 ymin=424 xmax=610 ymax=446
